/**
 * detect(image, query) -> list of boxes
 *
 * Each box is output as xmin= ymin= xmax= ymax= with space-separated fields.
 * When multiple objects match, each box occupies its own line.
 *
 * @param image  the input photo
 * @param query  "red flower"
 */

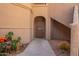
xmin=0 ymin=37 xmax=7 ymax=43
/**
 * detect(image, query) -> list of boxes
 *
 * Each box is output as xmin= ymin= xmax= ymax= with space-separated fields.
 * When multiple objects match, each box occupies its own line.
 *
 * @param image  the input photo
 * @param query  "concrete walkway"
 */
xmin=17 ymin=39 xmax=56 ymax=56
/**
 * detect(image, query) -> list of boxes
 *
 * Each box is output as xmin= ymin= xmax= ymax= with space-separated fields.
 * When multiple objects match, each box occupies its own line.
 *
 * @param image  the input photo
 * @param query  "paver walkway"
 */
xmin=17 ymin=39 xmax=56 ymax=56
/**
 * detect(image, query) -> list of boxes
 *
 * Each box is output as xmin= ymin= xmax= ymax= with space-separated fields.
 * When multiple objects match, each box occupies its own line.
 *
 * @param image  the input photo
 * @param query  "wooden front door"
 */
xmin=34 ymin=16 xmax=45 ymax=38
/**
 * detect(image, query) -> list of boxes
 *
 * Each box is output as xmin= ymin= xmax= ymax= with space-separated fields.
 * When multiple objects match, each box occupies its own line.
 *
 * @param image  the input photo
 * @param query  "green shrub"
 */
xmin=11 ymin=37 xmax=21 ymax=50
xmin=5 ymin=31 xmax=14 ymax=40
xmin=0 ymin=31 xmax=22 ymax=55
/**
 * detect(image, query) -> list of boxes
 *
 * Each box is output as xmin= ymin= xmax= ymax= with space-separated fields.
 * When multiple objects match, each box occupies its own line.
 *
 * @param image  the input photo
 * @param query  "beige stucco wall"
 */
xmin=48 ymin=3 xmax=79 ymax=27
xmin=0 ymin=4 xmax=31 ymax=28
xmin=32 ymin=5 xmax=51 ymax=40
xmin=22 ymin=3 xmax=32 ymax=9
xmin=32 ymin=6 xmax=48 ymax=17
xmin=51 ymin=19 xmax=70 ymax=40
xmin=0 ymin=4 xmax=32 ymax=44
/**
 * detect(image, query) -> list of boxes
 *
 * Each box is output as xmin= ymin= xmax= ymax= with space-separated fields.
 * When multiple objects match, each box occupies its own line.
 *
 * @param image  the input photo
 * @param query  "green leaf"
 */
xmin=8 ymin=32 xmax=14 ymax=36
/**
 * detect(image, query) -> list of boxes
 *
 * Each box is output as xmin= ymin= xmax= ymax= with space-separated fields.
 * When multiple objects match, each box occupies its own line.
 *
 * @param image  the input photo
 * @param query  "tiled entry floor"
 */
xmin=17 ymin=39 xmax=56 ymax=56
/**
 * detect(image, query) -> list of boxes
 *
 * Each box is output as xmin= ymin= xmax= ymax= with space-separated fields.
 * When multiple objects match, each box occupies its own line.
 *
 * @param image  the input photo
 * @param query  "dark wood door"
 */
xmin=34 ymin=17 xmax=45 ymax=38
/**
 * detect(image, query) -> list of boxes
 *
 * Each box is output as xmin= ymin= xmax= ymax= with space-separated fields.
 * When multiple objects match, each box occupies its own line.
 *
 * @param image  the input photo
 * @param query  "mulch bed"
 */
xmin=11 ymin=43 xmax=29 ymax=56
xmin=0 ymin=43 xmax=29 ymax=56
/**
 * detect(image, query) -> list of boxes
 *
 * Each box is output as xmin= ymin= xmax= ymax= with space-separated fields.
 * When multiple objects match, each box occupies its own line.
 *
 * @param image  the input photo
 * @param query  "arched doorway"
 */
xmin=34 ymin=16 xmax=46 ymax=38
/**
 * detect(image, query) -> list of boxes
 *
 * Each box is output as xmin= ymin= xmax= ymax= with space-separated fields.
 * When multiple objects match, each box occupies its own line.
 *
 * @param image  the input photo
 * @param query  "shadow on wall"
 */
xmin=51 ymin=18 xmax=71 ymax=41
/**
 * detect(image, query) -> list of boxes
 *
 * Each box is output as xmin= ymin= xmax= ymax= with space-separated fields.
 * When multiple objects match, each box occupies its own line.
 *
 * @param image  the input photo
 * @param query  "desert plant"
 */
xmin=17 ymin=37 xmax=21 ymax=43
xmin=5 ymin=32 xmax=14 ymax=40
xmin=11 ymin=39 xmax=17 ymax=50
xmin=59 ymin=43 xmax=70 ymax=53
xmin=11 ymin=37 xmax=21 ymax=51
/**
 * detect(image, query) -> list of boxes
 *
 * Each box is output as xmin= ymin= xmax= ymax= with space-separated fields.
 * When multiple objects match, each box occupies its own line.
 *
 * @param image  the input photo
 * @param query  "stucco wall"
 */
xmin=32 ymin=6 xmax=51 ymax=39
xmin=32 ymin=6 xmax=48 ymax=17
xmin=0 ymin=4 xmax=32 ymax=44
xmin=51 ymin=19 xmax=70 ymax=40
xmin=48 ymin=3 xmax=78 ymax=27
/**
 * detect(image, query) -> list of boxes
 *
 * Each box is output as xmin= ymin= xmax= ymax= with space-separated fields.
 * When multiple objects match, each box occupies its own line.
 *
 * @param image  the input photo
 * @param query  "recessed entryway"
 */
xmin=34 ymin=16 xmax=46 ymax=38
xmin=51 ymin=18 xmax=71 ymax=41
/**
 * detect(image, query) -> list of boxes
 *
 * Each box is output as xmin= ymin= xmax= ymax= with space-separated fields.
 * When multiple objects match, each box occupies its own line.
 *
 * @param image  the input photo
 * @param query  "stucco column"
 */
xmin=71 ymin=24 xmax=79 ymax=56
xmin=70 ymin=5 xmax=79 ymax=56
xmin=46 ymin=18 xmax=51 ymax=40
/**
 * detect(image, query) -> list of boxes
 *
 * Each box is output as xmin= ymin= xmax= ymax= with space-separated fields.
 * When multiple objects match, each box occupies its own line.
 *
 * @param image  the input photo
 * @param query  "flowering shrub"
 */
xmin=0 ymin=32 xmax=23 ymax=56
xmin=0 ymin=37 xmax=7 ymax=43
